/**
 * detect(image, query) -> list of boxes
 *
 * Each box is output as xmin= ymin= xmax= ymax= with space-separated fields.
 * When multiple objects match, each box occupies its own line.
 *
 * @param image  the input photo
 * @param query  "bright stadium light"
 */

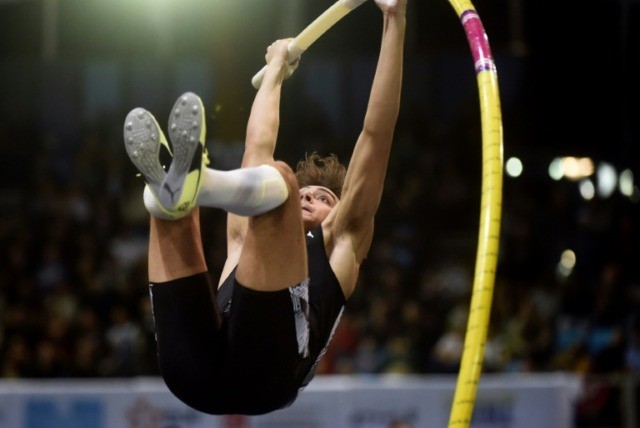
xmin=549 ymin=157 xmax=595 ymax=181
xmin=548 ymin=157 xmax=563 ymax=181
xmin=620 ymin=169 xmax=635 ymax=197
xmin=505 ymin=157 xmax=523 ymax=178
xmin=556 ymin=249 xmax=576 ymax=279
xmin=596 ymin=162 xmax=617 ymax=199
xmin=579 ymin=179 xmax=595 ymax=200
xmin=563 ymin=157 xmax=594 ymax=181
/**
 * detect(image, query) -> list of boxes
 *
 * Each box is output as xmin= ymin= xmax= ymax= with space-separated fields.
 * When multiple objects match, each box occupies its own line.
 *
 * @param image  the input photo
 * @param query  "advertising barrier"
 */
xmin=0 ymin=373 xmax=582 ymax=428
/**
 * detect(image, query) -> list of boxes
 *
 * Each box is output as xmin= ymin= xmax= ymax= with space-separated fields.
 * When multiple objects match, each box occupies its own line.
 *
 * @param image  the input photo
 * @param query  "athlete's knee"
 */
xmin=271 ymin=160 xmax=299 ymax=196
xmin=241 ymin=162 xmax=292 ymax=216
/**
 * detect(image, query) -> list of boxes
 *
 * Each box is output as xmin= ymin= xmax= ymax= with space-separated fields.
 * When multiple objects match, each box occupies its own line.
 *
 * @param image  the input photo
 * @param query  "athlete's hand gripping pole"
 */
xmin=251 ymin=0 xmax=369 ymax=89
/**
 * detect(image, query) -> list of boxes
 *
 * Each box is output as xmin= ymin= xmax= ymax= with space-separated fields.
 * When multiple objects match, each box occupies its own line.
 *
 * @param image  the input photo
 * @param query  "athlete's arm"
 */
xmin=242 ymin=38 xmax=293 ymax=167
xmin=223 ymin=39 xmax=294 ymax=282
xmin=330 ymin=1 xmax=406 ymax=261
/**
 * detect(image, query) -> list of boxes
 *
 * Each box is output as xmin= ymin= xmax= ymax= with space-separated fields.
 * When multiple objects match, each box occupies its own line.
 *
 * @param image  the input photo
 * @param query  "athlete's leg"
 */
xmin=235 ymin=160 xmax=308 ymax=292
xmin=197 ymin=164 xmax=289 ymax=217
xmin=124 ymin=99 xmax=229 ymax=412
xmin=124 ymin=91 xmax=303 ymax=291
xmin=148 ymin=209 xmax=207 ymax=282
xmin=146 ymin=209 xmax=232 ymax=413
xmin=128 ymin=92 xmax=289 ymax=220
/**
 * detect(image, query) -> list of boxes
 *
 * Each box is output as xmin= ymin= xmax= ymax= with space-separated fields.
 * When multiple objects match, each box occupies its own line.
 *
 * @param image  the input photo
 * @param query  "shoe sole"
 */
xmin=123 ymin=108 xmax=167 ymax=196
xmin=159 ymin=92 xmax=206 ymax=213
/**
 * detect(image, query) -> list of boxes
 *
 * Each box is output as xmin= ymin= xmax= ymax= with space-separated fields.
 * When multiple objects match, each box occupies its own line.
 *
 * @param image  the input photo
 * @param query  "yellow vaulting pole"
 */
xmin=446 ymin=1 xmax=503 ymax=427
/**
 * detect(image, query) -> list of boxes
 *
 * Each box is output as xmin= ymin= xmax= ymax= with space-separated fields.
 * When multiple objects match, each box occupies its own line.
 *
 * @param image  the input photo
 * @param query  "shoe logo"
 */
xmin=163 ymin=183 xmax=180 ymax=203
xmin=178 ymin=202 xmax=190 ymax=212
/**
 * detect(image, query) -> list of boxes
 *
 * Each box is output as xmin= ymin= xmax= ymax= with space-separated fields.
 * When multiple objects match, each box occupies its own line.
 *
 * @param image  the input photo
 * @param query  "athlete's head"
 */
xmin=295 ymin=152 xmax=346 ymax=229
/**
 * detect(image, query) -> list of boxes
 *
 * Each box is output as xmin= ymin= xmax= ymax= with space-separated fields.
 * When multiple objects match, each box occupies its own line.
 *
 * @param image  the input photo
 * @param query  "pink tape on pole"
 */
xmin=460 ymin=10 xmax=495 ymax=73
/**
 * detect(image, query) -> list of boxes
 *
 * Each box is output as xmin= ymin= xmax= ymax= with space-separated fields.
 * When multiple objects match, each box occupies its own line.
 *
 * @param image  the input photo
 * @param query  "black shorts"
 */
xmin=150 ymin=271 xmax=313 ymax=415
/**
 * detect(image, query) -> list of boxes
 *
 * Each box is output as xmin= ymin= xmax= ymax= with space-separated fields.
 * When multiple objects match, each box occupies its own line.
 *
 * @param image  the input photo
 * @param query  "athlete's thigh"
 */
xmin=236 ymin=161 xmax=307 ymax=291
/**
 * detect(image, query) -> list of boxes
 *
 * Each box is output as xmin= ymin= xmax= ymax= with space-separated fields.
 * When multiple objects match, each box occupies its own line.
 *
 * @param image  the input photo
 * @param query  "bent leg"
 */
xmin=236 ymin=161 xmax=307 ymax=292
xmin=147 ymin=209 xmax=231 ymax=412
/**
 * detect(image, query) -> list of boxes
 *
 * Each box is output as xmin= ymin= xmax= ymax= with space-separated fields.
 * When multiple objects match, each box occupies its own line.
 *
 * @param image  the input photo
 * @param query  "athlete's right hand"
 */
xmin=265 ymin=38 xmax=300 ymax=80
xmin=375 ymin=0 xmax=407 ymax=17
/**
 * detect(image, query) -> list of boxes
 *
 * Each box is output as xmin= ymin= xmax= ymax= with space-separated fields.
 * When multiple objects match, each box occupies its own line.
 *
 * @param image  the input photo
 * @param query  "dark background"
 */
xmin=0 ymin=0 xmax=639 ymax=425
xmin=0 ymin=0 xmax=637 ymax=158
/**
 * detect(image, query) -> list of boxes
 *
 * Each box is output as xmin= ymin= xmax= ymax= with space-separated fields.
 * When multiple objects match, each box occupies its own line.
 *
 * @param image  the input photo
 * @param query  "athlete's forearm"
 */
xmin=333 ymin=6 xmax=406 ymax=235
xmin=362 ymin=12 xmax=405 ymax=139
xmin=244 ymin=60 xmax=287 ymax=162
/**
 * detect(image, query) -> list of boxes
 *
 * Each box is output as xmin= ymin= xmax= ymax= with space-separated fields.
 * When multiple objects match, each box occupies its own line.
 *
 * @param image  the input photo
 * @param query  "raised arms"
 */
xmin=243 ymin=39 xmax=296 ymax=168
xmin=329 ymin=0 xmax=407 ymax=261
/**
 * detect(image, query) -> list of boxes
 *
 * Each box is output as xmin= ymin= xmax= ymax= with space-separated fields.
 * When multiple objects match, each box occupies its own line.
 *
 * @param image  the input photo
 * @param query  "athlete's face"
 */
xmin=299 ymin=185 xmax=339 ymax=231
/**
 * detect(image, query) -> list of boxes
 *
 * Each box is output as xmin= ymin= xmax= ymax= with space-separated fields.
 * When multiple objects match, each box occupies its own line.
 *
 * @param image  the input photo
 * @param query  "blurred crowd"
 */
xmin=0 ymin=103 xmax=639 ymax=425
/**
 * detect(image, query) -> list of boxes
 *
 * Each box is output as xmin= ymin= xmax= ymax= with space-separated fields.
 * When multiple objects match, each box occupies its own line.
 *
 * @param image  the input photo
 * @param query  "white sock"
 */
xmin=198 ymin=164 xmax=289 ymax=216
xmin=143 ymin=186 xmax=174 ymax=220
